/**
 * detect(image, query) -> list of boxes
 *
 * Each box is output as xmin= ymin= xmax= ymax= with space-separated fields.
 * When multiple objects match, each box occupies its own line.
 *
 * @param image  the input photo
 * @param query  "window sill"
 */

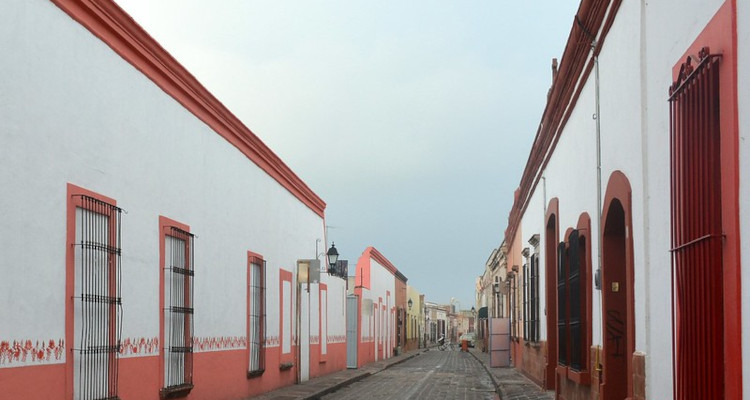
xmin=247 ymin=369 xmax=265 ymax=379
xmin=160 ymin=384 xmax=193 ymax=399
xmin=568 ymin=369 xmax=591 ymax=385
xmin=280 ymin=362 xmax=294 ymax=371
xmin=556 ymin=365 xmax=591 ymax=386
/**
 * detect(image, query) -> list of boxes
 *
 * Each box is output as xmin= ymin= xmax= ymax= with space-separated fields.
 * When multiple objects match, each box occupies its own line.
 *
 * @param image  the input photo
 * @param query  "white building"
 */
xmin=499 ymin=0 xmax=750 ymax=399
xmin=0 ymin=0 xmax=347 ymax=399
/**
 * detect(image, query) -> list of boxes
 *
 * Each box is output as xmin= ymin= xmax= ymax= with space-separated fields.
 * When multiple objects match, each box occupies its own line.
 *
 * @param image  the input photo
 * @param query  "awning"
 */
xmin=478 ymin=306 xmax=488 ymax=319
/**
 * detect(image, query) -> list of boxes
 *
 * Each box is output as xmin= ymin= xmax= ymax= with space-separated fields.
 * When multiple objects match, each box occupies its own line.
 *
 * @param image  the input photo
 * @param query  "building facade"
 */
xmin=0 ymin=1 xmax=350 ymax=399
xmin=498 ymin=0 xmax=749 ymax=399
xmin=352 ymin=247 xmax=404 ymax=367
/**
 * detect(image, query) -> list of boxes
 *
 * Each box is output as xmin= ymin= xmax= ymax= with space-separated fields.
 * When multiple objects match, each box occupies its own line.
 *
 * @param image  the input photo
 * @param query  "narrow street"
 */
xmin=322 ymin=349 xmax=498 ymax=400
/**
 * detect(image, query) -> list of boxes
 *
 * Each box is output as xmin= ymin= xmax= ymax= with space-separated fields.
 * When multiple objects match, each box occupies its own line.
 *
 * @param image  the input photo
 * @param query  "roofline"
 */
xmin=359 ymin=246 xmax=406 ymax=281
xmin=503 ymin=0 xmax=623 ymax=246
xmin=50 ymin=0 xmax=326 ymax=217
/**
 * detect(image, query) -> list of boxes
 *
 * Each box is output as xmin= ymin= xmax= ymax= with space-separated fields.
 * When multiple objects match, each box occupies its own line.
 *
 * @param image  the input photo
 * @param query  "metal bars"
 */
xmin=669 ymin=51 xmax=724 ymax=400
xmin=163 ymin=228 xmax=194 ymax=394
xmin=557 ymin=242 xmax=568 ymax=366
xmin=522 ymin=262 xmax=529 ymax=342
xmin=73 ymin=195 xmax=122 ymax=400
xmin=529 ymin=254 xmax=540 ymax=343
xmin=248 ymin=259 xmax=266 ymax=376
xmin=568 ymin=231 xmax=583 ymax=371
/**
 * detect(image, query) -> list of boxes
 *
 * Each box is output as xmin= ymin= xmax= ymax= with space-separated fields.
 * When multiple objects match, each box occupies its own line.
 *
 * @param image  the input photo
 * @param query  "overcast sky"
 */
xmin=114 ymin=0 xmax=580 ymax=310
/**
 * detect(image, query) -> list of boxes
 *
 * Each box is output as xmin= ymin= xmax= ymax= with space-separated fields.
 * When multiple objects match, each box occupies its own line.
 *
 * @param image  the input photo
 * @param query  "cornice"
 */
xmin=50 ymin=0 xmax=326 ymax=217
xmin=504 ymin=0 xmax=622 ymax=246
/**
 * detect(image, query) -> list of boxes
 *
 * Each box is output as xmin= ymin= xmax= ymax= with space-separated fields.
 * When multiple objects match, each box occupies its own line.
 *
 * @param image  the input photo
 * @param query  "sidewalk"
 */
xmin=246 ymin=348 xmax=429 ymax=400
xmin=468 ymin=348 xmax=554 ymax=400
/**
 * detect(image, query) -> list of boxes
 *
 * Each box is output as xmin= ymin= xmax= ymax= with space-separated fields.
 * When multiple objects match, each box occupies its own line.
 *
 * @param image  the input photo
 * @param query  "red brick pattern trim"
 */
xmin=0 ymin=339 xmax=65 ymax=366
xmin=193 ymin=336 xmax=247 ymax=352
xmin=265 ymin=336 xmax=280 ymax=347
xmin=120 ymin=337 xmax=159 ymax=356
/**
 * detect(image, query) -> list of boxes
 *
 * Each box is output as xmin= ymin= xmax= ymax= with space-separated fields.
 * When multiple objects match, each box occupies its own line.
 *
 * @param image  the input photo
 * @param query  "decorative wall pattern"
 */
xmin=309 ymin=335 xmax=320 ymax=345
xmin=265 ymin=336 xmax=280 ymax=347
xmin=119 ymin=337 xmax=159 ymax=357
xmin=328 ymin=335 xmax=347 ymax=344
xmin=0 ymin=339 xmax=65 ymax=367
xmin=193 ymin=336 xmax=247 ymax=352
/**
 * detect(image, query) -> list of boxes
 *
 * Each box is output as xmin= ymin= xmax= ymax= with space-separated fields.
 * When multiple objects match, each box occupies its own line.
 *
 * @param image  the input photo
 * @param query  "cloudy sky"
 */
xmin=114 ymin=0 xmax=580 ymax=309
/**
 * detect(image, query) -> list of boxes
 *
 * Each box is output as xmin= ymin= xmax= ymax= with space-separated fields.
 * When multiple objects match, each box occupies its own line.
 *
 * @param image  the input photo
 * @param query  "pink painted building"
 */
xmin=352 ymin=247 xmax=407 ymax=367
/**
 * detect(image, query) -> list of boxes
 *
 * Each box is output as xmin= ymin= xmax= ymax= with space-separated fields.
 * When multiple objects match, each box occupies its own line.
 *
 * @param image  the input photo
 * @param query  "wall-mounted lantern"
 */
xmin=408 ymin=298 xmax=413 ymax=310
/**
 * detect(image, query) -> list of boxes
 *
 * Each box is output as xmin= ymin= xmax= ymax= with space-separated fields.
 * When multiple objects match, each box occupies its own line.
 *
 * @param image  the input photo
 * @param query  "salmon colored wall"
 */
xmin=0 ymin=364 xmax=66 ymax=400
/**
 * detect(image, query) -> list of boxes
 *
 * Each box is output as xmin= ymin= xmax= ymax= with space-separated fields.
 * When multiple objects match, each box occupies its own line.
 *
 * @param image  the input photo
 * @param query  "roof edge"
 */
xmin=50 ymin=0 xmax=326 ymax=217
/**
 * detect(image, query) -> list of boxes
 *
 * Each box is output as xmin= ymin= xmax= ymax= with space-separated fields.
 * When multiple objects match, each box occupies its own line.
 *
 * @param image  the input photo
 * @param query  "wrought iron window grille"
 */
xmin=72 ymin=194 xmax=124 ymax=400
xmin=161 ymin=227 xmax=195 ymax=399
xmin=248 ymin=258 xmax=266 ymax=378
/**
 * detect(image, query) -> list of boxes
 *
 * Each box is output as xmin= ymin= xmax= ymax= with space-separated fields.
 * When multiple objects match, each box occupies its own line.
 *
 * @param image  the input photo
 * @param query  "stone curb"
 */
xmin=303 ymin=349 xmax=426 ymax=399
xmin=467 ymin=350 xmax=502 ymax=398
xmin=302 ymin=371 xmax=372 ymax=400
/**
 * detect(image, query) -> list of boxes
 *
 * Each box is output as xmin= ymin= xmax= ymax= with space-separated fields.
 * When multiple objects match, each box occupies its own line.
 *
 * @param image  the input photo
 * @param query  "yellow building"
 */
xmin=405 ymin=285 xmax=424 ymax=351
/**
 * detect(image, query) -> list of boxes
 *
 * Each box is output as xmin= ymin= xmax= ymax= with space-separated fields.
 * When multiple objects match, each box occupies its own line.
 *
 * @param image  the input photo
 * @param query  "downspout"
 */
xmin=576 ymin=14 xmax=604 ymax=377
xmin=594 ymin=46 xmax=604 ymax=378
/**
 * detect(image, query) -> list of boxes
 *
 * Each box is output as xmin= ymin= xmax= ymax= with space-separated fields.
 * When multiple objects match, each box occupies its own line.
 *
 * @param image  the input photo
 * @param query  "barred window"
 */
xmin=72 ymin=194 xmax=123 ymax=400
xmin=568 ymin=231 xmax=583 ymax=371
xmin=523 ymin=261 xmax=529 ymax=341
xmin=557 ymin=241 xmax=568 ymax=366
xmin=161 ymin=226 xmax=195 ymax=399
xmin=510 ymin=275 xmax=517 ymax=339
xmin=529 ymin=254 xmax=540 ymax=343
xmin=557 ymin=229 xmax=587 ymax=371
xmin=248 ymin=255 xmax=266 ymax=377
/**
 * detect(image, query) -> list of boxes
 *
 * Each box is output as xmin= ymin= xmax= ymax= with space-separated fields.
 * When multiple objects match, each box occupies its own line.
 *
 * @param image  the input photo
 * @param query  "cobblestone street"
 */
xmin=321 ymin=349 xmax=498 ymax=400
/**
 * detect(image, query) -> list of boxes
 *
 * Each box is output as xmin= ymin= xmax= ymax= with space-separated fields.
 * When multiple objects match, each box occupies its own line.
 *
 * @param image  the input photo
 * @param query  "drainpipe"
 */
xmin=577 ymin=14 xmax=604 ymax=378
xmin=594 ymin=47 xmax=604 ymax=379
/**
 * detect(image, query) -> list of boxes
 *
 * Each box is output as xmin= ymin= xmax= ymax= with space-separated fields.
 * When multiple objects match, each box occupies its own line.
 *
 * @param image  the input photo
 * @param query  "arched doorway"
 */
xmin=600 ymin=172 xmax=634 ymax=400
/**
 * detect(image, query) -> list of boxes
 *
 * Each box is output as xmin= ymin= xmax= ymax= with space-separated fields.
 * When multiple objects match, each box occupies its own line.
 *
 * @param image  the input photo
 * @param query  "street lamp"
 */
xmin=327 ymin=242 xmax=339 ymax=269
xmin=408 ymin=298 xmax=413 ymax=310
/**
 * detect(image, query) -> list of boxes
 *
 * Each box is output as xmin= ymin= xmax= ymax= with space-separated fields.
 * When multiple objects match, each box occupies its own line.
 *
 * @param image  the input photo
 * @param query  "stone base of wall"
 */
xmin=520 ymin=339 xmax=547 ymax=387
xmin=555 ymin=346 xmax=601 ymax=400
xmin=554 ymin=347 xmax=646 ymax=400
xmin=633 ymin=351 xmax=646 ymax=400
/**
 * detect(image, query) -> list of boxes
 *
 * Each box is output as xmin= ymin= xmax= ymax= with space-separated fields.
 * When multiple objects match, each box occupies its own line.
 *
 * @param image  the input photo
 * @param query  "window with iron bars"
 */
xmin=557 ymin=241 xmax=568 ymax=366
xmin=161 ymin=227 xmax=195 ymax=399
xmin=509 ymin=275 xmax=517 ymax=339
xmin=73 ymin=194 xmax=123 ymax=400
xmin=248 ymin=255 xmax=266 ymax=377
xmin=529 ymin=254 xmax=540 ymax=343
xmin=557 ymin=230 xmax=586 ymax=371
xmin=523 ymin=254 xmax=541 ymax=343
xmin=523 ymin=261 xmax=529 ymax=341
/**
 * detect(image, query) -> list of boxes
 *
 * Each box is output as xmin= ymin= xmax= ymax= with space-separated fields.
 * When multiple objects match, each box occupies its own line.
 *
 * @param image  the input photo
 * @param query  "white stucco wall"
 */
xmin=0 ymin=0 xmax=344 ymax=367
xmin=514 ymin=1 xmax=727 ymax=399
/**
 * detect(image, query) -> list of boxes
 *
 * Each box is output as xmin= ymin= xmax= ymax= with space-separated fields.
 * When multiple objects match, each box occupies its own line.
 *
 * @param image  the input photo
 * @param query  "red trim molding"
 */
xmin=670 ymin=3 xmax=741 ymax=398
xmin=355 ymin=246 xmax=404 ymax=289
xmin=49 ymin=0 xmax=326 ymax=218
xmin=504 ymin=0 xmax=623 ymax=247
xmin=65 ymin=183 xmax=119 ymax=400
